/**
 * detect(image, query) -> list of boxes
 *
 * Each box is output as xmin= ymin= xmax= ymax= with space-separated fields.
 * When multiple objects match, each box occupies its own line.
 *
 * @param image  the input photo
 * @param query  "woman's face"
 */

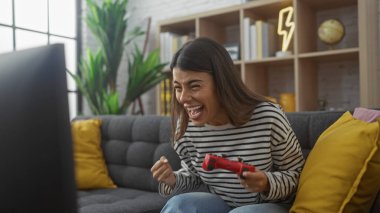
xmin=173 ymin=67 xmax=229 ymax=126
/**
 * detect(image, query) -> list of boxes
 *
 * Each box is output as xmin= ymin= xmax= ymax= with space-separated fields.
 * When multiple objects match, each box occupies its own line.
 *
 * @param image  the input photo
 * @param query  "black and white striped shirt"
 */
xmin=159 ymin=102 xmax=304 ymax=207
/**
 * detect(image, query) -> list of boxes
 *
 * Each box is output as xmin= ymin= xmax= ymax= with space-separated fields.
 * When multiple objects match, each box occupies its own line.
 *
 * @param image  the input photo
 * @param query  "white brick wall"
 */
xmin=318 ymin=61 xmax=360 ymax=110
xmin=82 ymin=0 xmax=380 ymax=114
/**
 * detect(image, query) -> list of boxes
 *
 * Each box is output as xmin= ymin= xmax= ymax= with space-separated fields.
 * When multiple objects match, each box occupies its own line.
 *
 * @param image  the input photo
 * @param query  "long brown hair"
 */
xmin=170 ymin=37 xmax=270 ymax=142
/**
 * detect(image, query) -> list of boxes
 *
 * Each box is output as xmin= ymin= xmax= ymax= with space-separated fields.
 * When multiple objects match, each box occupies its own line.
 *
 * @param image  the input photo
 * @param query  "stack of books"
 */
xmin=159 ymin=78 xmax=172 ymax=116
xmin=159 ymin=32 xmax=194 ymax=65
xmin=243 ymin=17 xmax=277 ymax=60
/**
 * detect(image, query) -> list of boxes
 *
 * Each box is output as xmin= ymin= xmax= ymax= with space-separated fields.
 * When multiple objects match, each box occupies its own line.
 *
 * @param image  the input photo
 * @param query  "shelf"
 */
xmin=199 ymin=10 xmax=240 ymax=45
xmin=299 ymin=0 xmax=357 ymax=11
xmin=199 ymin=10 xmax=240 ymax=27
xmin=245 ymin=62 xmax=295 ymax=99
xmin=157 ymin=0 xmax=378 ymax=114
xmin=296 ymin=0 xmax=358 ymax=54
xmin=160 ymin=19 xmax=195 ymax=35
xmin=243 ymin=0 xmax=292 ymax=20
xmin=233 ymin=60 xmax=243 ymax=65
xmin=298 ymin=48 xmax=359 ymax=62
xmin=246 ymin=56 xmax=294 ymax=66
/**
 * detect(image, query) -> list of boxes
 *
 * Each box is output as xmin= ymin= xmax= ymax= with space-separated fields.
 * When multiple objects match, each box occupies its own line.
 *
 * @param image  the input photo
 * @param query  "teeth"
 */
xmin=185 ymin=105 xmax=202 ymax=120
xmin=186 ymin=105 xmax=202 ymax=111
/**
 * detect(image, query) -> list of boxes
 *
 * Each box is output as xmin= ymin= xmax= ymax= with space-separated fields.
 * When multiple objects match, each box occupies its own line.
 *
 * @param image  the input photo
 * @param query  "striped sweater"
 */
xmin=159 ymin=102 xmax=304 ymax=207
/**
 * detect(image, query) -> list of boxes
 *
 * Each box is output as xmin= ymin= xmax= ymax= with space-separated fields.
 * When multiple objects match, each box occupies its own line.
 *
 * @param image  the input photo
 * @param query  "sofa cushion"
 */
xmin=290 ymin=112 xmax=380 ymax=213
xmin=372 ymin=192 xmax=380 ymax=212
xmin=72 ymin=119 xmax=116 ymax=189
xmin=77 ymin=188 xmax=168 ymax=213
xmin=75 ymin=115 xmax=181 ymax=192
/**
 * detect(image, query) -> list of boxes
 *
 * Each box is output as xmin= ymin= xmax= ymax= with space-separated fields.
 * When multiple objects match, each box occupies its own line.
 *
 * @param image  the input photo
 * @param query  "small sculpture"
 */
xmin=318 ymin=19 xmax=345 ymax=49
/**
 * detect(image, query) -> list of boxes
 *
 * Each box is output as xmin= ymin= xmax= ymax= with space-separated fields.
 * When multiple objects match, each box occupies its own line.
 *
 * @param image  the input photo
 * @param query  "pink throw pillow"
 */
xmin=353 ymin=107 xmax=380 ymax=123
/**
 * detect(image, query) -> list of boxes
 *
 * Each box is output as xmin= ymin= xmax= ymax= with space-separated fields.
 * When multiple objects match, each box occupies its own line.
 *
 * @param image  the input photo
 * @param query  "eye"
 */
xmin=190 ymin=84 xmax=200 ymax=91
xmin=173 ymin=86 xmax=182 ymax=93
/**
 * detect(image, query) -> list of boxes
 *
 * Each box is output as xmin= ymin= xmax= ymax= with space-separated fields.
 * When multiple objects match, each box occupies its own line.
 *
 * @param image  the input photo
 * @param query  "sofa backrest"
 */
xmin=77 ymin=111 xmax=345 ymax=191
xmin=75 ymin=115 xmax=181 ymax=192
xmin=76 ymin=111 xmax=380 ymax=212
xmin=285 ymin=110 xmax=345 ymax=159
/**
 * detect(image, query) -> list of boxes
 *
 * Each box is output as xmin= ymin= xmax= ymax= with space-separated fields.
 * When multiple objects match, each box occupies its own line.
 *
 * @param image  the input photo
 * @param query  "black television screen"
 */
xmin=0 ymin=44 xmax=77 ymax=212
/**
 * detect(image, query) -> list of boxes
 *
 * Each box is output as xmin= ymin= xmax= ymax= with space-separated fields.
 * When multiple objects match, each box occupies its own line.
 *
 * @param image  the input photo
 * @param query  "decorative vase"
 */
xmin=279 ymin=93 xmax=295 ymax=112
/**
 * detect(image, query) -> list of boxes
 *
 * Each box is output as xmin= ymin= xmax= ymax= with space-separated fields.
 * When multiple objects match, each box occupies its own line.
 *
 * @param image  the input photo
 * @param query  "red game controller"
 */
xmin=202 ymin=153 xmax=255 ymax=178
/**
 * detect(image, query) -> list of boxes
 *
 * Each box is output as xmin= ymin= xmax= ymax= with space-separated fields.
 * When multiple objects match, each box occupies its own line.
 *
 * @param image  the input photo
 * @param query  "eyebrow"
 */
xmin=173 ymin=79 xmax=203 ymax=85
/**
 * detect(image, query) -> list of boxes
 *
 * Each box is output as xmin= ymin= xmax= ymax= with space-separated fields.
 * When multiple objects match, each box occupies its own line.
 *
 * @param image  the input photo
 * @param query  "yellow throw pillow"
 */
xmin=72 ymin=119 xmax=116 ymax=190
xmin=290 ymin=112 xmax=380 ymax=213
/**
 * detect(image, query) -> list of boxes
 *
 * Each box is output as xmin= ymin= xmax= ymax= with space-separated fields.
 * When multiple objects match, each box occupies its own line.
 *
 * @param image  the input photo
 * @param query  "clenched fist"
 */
xmin=239 ymin=170 xmax=270 ymax=193
xmin=151 ymin=156 xmax=176 ymax=187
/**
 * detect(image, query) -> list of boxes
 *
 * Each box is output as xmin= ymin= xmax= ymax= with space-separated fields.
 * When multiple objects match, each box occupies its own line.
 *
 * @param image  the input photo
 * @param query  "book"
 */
xmin=262 ymin=22 xmax=276 ymax=58
xmin=243 ymin=17 xmax=253 ymax=60
xmin=250 ymin=24 xmax=257 ymax=59
xmin=255 ymin=20 xmax=263 ymax=59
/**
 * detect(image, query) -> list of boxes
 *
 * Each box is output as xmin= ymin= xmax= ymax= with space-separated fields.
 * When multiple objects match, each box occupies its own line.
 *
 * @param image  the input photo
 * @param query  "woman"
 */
xmin=151 ymin=37 xmax=304 ymax=213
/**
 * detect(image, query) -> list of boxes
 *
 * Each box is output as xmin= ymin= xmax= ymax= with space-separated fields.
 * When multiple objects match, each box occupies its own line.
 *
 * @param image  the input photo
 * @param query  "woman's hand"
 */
xmin=239 ymin=170 xmax=270 ymax=193
xmin=151 ymin=156 xmax=176 ymax=187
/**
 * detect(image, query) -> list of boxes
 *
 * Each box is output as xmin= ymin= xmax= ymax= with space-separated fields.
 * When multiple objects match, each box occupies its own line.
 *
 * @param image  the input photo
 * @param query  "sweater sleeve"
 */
xmin=158 ymin=140 xmax=206 ymax=197
xmin=260 ymin=110 xmax=305 ymax=201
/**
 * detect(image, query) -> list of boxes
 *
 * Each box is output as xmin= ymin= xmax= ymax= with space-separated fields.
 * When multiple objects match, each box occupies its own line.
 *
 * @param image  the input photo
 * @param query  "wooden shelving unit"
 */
xmin=157 ymin=0 xmax=378 ymax=114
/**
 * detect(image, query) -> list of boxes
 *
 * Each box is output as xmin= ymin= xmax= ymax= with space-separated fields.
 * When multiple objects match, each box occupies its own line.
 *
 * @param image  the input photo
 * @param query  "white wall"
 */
xmin=82 ymin=0 xmax=379 ymax=114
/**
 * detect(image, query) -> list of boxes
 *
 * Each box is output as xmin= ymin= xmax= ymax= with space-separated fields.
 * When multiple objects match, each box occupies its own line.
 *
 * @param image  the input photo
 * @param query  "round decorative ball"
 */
xmin=318 ymin=19 xmax=345 ymax=45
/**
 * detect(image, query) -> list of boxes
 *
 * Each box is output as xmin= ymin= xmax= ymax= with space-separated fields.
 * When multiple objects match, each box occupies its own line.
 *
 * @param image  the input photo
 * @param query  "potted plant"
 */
xmin=69 ymin=0 xmax=168 ymax=115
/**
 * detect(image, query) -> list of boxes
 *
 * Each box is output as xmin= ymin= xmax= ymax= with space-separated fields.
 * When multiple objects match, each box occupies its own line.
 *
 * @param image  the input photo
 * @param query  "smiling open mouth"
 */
xmin=186 ymin=105 xmax=203 ymax=120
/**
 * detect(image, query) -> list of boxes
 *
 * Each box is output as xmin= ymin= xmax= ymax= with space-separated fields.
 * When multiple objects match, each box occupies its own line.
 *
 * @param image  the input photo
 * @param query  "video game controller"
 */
xmin=202 ymin=153 xmax=255 ymax=178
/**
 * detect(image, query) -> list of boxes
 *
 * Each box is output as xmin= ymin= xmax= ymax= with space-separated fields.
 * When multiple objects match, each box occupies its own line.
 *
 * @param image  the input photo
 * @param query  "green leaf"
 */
xmin=74 ymin=0 xmax=168 ymax=115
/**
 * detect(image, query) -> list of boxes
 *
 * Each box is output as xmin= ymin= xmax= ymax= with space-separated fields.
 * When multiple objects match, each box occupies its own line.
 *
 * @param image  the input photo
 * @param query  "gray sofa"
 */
xmin=76 ymin=111 xmax=380 ymax=213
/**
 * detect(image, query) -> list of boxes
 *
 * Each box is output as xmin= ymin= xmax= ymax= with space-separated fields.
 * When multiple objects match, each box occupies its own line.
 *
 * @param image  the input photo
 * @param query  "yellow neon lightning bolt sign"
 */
xmin=278 ymin=6 xmax=294 ymax=52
